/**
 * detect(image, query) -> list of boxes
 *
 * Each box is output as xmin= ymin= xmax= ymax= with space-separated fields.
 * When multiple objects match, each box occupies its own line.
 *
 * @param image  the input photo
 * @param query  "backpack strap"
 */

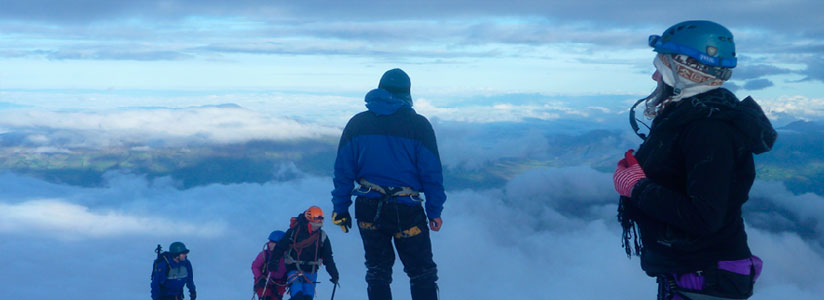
xmin=162 ymin=254 xmax=171 ymax=276
xmin=284 ymin=229 xmax=327 ymax=273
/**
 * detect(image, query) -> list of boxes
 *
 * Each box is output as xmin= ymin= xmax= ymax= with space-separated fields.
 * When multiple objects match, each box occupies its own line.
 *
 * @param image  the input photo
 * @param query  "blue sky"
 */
xmin=2 ymin=0 xmax=824 ymax=116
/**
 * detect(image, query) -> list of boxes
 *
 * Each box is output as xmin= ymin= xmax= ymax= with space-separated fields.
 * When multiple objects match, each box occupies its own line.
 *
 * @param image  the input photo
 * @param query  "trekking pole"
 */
xmin=330 ymin=282 xmax=338 ymax=300
xmin=260 ymin=272 xmax=272 ymax=300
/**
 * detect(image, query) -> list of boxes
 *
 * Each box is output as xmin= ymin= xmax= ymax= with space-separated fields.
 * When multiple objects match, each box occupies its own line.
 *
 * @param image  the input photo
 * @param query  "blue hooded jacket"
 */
xmin=332 ymin=88 xmax=446 ymax=219
xmin=151 ymin=255 xmax=196 ymax=299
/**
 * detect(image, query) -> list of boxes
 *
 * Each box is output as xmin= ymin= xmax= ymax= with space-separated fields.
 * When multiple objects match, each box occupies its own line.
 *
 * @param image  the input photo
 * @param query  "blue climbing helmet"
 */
xmin=169 ymin=241 xmax=189 ymax=255
xmin=268 ymin=230 xmax=285 ymax=242
xmin=649 ymin=20 xmax=736 ymax=79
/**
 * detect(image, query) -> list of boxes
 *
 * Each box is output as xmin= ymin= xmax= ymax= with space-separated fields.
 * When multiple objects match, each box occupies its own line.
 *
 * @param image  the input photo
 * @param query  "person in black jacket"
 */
xmin=268 ymin=206 xmax=339 ymax=300
xmin=613 ymin=20 xmax=777 ymax=300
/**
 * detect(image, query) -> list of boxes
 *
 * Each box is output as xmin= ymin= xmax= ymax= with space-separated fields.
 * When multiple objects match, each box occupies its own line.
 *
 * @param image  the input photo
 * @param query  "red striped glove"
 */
xmin=613 ymin=150 xmax=646 ymax=197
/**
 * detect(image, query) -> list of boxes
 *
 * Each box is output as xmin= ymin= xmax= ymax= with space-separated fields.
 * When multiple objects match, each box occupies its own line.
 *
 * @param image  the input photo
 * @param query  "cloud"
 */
xmin=747 ymin=181 xmax=824 ymax=246
xmin=0 ymin=105 xmax=341 ymax=150
xmin=437 ymin=124 xmax=553 ymax=170
xmin=196 ymin=40 xmax=497 ymax=59
xmin=43 ymin=49 xmax=193 ymax=61
xmin=744 ymin=78 xmax=775 ymax=90
xmin=0 ymin=199 xmax=225 ymax=239
xmin=416 ymin=96 xmax=627 ymax=124
xmin=4 ymin=2 xmax=823 ymax=63
xmin=0 ymin=92 xmax=636 ymax=154
xmin=4 ymin=1 xmax=824 ymax=37
xmin=733 ymin=64 xmax=793 ymax=81
xmin=0 ymin=158 xmax=823 ymax=300
xmin=756 ymin=95 xmax=824 ymax=122
xmin=724 ymin=81 xmax=742 ymax=92
xmin=2 ymin=1 xmax=822 ymax=106
xmin=801 ymin=56 xmax=824 ymax=82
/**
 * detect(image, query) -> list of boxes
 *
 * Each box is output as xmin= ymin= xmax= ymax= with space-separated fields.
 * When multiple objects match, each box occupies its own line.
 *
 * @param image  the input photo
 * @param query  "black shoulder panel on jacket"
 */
xmin=339 ymin=108 xmax=438 ymax=154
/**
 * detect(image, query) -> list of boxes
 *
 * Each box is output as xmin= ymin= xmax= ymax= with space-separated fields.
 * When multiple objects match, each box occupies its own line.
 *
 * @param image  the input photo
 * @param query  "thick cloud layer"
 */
xmin=1 ymin=166 xmax=821 ymax=300
xmin=0 ymin=105 xmax=341 ymax=150
xmin=0 ymin=200 xmax=226 ymax=239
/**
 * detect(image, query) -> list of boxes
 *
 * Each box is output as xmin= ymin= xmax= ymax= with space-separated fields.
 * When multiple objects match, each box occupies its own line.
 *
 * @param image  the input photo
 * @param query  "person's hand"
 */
xmin=613 ymin=150 xmax=646 ymax=197
xmin=329 ymin=270 xmax=340 ymax=285
xmin=254 ymin=277 xmax=267 ymax=289
xmin=189 ymin=291 xmax=197 ymax=300
xmin=429 ymin=218 xmax=443 ymax=232
xmin=332 ymin=211 xmax=352 ymax=233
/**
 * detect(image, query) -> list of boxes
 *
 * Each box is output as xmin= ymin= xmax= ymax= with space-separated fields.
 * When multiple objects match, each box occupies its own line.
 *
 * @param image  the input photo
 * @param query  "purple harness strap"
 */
xmin=660 ymin=256 xmax=762 ymax=300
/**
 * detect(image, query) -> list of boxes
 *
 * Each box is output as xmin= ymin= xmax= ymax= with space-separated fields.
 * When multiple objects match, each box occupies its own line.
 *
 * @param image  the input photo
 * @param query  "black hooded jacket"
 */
xmin=624 ymin=88 xmax=776 ymax=275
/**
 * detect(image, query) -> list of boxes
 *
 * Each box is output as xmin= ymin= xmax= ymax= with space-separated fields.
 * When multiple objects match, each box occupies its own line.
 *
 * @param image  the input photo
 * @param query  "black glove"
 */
xmin=329 ymin=268 xmax=340 ymax=285
xmin=190 ymin=291 xmax=196 ymax=300
xmin=332 ymin=211 xmax=352 ymax=233
xmin=255 ymin=277 xmax=267 ymax=289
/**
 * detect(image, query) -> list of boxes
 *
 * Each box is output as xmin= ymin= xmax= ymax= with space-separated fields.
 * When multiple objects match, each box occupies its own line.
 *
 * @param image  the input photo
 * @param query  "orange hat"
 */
xmin=304 ymin=206 xmax=324 ymax=222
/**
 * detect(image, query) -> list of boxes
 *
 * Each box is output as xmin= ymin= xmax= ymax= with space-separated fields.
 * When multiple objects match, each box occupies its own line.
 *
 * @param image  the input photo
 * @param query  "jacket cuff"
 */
xmin=426 ymin=206 xmax=442 ymax=220
xmin=630 ymin=178 xmax=650 ymax=206
xmin=332 ymin=199 xmax=351 ymax=214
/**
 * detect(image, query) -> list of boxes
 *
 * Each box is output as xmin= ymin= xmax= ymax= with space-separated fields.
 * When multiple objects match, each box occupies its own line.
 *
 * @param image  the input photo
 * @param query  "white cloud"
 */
xmin=747 ymin=229 xmax=824 ymax=299
xmin=0 ymin=199 xmax=226 ymax=239
xmin=438 ymin=127 xmax=552 ymax=170
xmin=1 ymin=165 xmax=821 ymax=300
xmin=758 ymin=95 xmax=824 ymax=121
xmin=0 ymin=105 xmax=342 ymax=150
xmin=416 ymin=97 xmax=605 ymax=123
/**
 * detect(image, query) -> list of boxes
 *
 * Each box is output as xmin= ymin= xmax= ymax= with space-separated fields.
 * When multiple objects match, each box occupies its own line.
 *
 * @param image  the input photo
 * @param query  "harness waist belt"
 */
xmin=284 ymin=255 xmax=323 ymax=266
xmin=357 ymin=179 xmax=420 ymax=197
xmin=355 ymin=179 xmax=423 ymax=206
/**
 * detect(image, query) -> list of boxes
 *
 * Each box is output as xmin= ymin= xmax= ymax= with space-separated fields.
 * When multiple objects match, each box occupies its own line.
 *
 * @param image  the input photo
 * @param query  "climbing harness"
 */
xmin=355 ymin=179 xmax=424 ymax=238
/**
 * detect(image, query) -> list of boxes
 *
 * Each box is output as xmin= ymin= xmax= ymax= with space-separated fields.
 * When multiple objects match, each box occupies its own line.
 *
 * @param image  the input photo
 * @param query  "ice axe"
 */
xmin=260 ymin=273 xmax=272 ymax=300
xmin=330 ymin=281 xmax=338 ymax=300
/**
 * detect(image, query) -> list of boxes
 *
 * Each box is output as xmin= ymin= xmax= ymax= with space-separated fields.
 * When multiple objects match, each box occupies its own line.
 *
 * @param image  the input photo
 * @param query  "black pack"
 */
xmin=151 ymin=244 xmax=171 ymax=280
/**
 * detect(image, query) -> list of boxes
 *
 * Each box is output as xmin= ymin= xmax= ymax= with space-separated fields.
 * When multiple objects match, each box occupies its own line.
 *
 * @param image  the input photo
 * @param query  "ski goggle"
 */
xmin=648 ymin=35 xmax=737 ymax=69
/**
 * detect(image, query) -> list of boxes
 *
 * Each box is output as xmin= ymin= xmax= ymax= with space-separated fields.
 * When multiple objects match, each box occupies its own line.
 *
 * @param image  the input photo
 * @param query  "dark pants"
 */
xmin=355 ymin=196 xmax=439 ymax=300
xmin=259 ymin=295 xmax=283 ymax=300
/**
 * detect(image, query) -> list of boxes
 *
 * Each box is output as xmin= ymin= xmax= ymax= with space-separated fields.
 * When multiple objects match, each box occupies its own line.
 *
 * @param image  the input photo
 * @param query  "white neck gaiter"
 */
xmin=653 ymin=54 xmax=723 ymax=101
xmin=309 ymin=221 xmax=322 ymax=232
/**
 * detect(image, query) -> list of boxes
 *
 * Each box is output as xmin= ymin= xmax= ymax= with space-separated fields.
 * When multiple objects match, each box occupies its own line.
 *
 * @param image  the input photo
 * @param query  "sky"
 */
xmin=2 ymin=1 xmax=824 ymax=300
xmin=2 ymin=1 xmax=824 ymax=113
